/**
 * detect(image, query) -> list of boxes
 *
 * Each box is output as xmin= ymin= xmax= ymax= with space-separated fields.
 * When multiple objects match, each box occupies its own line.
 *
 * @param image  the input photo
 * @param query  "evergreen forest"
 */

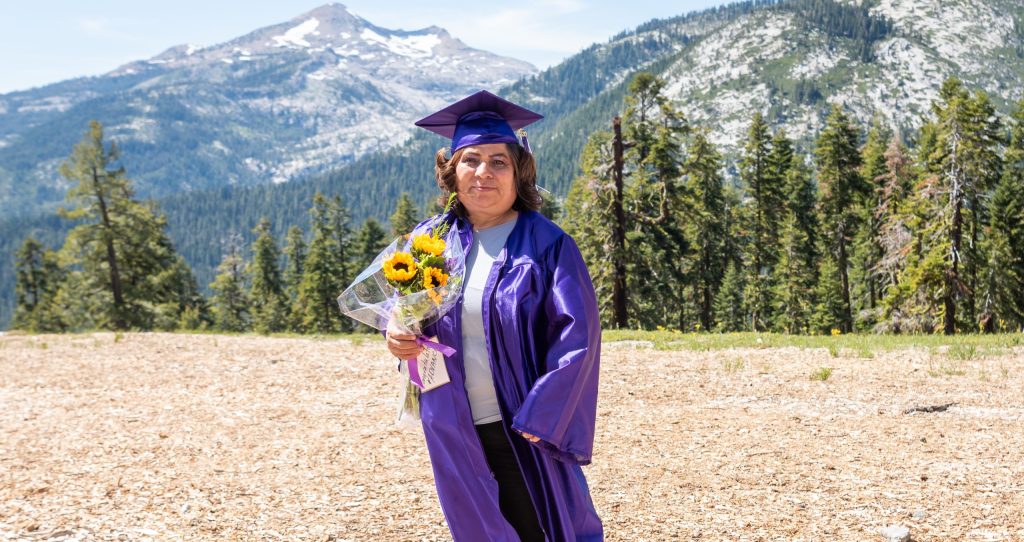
xmin=11 ymin=74 xmax=1024 ymax=335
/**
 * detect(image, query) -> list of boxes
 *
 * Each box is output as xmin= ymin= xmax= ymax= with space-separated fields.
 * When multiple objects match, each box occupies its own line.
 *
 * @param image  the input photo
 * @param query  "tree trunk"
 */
xmin=94 ymin=167 xmax=126 ymax=330
xmin=945 ymin=195 xmax=963 ymax=335
xmin=838 ymin=225 xmax=852 ymax=333
xmin=612 ymin=117 xmax=629 ymax=329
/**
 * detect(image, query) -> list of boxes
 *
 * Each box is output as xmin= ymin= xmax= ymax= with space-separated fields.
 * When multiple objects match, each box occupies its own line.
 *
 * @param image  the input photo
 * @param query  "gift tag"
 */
xmin=416 ymin=336 xmax=451 ymax=391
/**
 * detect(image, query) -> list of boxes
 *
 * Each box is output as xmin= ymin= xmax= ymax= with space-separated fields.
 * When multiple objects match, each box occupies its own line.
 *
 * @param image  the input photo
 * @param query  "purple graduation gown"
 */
xmin=419 ymin=210 xmax=603 ymax=542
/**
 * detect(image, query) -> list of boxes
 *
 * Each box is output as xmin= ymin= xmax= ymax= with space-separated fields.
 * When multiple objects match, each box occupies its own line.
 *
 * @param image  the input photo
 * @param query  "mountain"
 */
xmin=653 ymin=0 xmax=1023 ymax=150
xmin=0 ymin=3 xmax=535 ymax=217
xmin=509 ymin=0 xmax=1024 ymax=189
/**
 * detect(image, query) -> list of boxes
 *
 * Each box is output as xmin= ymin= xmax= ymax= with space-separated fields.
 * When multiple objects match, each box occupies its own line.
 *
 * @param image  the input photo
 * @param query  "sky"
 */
xmin=0 ymin=0 xmax=729 ymax=94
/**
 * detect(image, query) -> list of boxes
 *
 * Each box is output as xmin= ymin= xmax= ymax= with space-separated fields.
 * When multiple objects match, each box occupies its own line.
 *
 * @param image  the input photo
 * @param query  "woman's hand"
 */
xmin=386 ymin=318 xmax=423 ymax=360
xmin=520 ymin=431 xmax=541 ymax=443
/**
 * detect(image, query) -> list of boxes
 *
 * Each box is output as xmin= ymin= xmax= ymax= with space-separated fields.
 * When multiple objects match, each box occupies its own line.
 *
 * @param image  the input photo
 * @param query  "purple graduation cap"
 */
xmin=414 ymin=90 xmax=543 ymax=154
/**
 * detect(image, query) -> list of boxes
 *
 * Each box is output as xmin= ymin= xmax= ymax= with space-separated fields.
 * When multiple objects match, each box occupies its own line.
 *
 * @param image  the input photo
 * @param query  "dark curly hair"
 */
xmin=433 ymin=143 xmax=542 ymax=219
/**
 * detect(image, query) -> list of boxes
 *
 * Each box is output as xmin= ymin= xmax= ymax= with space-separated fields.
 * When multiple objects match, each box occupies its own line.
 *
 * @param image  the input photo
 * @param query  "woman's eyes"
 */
xmin=461 ymin=157 xmax=508 ymax=168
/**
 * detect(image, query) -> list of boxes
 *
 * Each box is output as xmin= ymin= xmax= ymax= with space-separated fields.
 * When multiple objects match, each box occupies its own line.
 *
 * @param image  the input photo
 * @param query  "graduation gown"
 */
xmin=419 ymin=210 xmax=603 ymax=541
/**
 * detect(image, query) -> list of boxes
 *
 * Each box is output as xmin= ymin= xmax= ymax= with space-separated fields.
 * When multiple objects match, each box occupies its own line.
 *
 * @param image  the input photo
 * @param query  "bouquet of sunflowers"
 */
xmin=337 ymin=194 xmax=465 ymax=425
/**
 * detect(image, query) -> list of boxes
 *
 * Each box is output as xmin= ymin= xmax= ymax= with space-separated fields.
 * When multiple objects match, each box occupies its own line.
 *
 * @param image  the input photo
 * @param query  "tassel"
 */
xmin=517 ymin=129 xmax=532 ymax=154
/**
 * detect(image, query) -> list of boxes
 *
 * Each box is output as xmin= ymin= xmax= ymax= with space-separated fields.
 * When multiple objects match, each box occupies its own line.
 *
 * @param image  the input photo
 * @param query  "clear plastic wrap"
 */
xmin=338 ymin=223 xmax=465 ymax=333
xmin=338 ymin=207 xmax=465 ymax=427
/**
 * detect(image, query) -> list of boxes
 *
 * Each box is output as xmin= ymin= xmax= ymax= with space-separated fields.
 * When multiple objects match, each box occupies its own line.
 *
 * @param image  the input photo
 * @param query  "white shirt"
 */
xmin=461 ymin=218 xmax=517 ymax=425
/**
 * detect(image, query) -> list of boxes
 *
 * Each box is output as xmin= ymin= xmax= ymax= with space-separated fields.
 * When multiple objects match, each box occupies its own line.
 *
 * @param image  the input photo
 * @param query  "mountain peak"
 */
xmin=295 ymin=3 xmax=364 ymax=23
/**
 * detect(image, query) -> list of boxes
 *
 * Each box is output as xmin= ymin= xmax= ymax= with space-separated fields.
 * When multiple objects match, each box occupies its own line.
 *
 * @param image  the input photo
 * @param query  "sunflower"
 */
xmin=422 ymin=266 xmax=449 ymax=290
xmin=412 ymin=234 xmax=446 ymax=257
xmin=383 ymin=252 xmax=417 ymax=283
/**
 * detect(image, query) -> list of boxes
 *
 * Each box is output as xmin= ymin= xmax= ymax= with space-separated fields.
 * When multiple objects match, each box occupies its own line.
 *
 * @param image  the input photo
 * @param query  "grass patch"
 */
xmin=601 ymin=330 xmax=1023 ymax=354
xmin=947 ymin=343 xmax=977 ymax=361
xmin=722 ymin=357 xmax=745 ymax=373
xmin=928 ymin=359 xmax=967 ymax=377
xmin=810 ymin=367 xmax=834 ymax=381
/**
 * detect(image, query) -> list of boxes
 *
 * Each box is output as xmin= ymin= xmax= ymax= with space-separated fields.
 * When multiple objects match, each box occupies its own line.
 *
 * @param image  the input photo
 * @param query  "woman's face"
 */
xmin=454 ymin=143 xmax=517 ymax=224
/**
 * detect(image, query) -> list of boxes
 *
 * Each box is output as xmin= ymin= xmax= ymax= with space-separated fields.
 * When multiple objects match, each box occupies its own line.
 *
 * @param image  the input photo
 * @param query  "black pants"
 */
xmin=475 ymin=421 xmax=546 ymax=542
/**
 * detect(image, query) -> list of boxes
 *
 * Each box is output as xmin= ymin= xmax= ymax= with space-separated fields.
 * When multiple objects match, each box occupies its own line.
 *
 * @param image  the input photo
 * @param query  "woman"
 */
xmin=386 ymin=90 xmax=603 ymax=541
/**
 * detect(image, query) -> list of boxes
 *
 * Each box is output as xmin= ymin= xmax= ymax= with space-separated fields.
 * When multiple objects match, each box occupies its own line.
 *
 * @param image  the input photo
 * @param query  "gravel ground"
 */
xmin=1 ymin=332 xmax=1022 ymax=541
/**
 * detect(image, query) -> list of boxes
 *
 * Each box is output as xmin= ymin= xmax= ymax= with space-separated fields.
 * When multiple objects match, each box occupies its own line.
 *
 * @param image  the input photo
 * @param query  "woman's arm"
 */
xmin=510 ymin=235 xmax=601 ymax=464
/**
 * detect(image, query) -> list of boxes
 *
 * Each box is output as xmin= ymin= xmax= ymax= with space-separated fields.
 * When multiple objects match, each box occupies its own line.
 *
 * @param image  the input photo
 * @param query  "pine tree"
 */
xmin=12 ymin=237 xmax=65 ymax=332
xmin=282 ymin=225 xmax=306 ymax=332
xmin=875 ymin=137 xmax=915 ymax=297
xmin=815 ymin=105 xmax=865 ymax=332
xmin=564 ymin=131 xmax=617 ymax=328
xmin=390 ymin=192 xmax=421 ymax=238
xmin=774 ymin=154 xmax=820 ymax=334
xmin=740 ymin=113 xmax=785 ymax=331
xmin=296 ymin=193 xmax=349 ymax=333
xmin=539 ymin=192 xmax=562 ymax=221
xmin=351 ymin=217 xmax=389 ymax=275
xmin=282 ymin=225 xmax=306 ymax=300
xmin=57 ymin=120 xmax=192 ymax=330
xmin=869 ymin=137 xmax=917 ymax=332
xmin=563 ymin=73 xmax=688 ymax=329
xmin=883 ymin=171 xmax=945 ymax=333
xmin=933 ymin=78 xmax=1003 ymax=331
xmin=624 ymin=74 xmax=690 ymax=329
xmin=248 ymin=218 xmax=288 ymax=334
xmin=713 ymin=261 xmax=747 ymax=332
xmin=209 ymin=234 xmax=250 ymax=332
xmin=810 ymin=253 xmax=846 ymax=334
xmin=154 ymin=255 xmax=210 ymax=331
xmin=623 ymin=72 xmax=668 ymax=163
xmin=49 ymin=270 xmax=100 ymax=331
xmin=979 ymin=100 xmax=1024 ymax=331
xmin=422 ymin=196 xmax=445 ymax=219
xmin=684 ymin=130 xmax=726 ymax=331
xmin=850 ymin=120 xmax=891 ymax=328
xmin=328 ymin=194 xmax=352 ymax=298
xmin=922 ymin=78 xmax=1003 ymax=333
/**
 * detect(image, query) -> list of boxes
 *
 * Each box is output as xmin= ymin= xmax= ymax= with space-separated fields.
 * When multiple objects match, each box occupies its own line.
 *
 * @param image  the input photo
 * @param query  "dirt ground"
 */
xmin=1 ymin=332 xmax=1022 ymax=541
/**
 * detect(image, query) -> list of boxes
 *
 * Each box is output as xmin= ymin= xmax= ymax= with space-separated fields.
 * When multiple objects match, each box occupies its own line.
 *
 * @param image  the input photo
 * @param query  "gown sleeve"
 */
xmin=510 ymin=234 xmax=601 ymax=465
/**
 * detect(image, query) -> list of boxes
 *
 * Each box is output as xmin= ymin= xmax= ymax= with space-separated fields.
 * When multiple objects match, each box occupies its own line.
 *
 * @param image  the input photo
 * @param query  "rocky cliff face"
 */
xmin=650 ymin=0 xmax=1024 ymax=153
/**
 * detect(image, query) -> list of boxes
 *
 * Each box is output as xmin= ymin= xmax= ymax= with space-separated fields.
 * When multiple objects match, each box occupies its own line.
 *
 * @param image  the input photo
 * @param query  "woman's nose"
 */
xmin=475 ymin=162 xmax=493 ymax=178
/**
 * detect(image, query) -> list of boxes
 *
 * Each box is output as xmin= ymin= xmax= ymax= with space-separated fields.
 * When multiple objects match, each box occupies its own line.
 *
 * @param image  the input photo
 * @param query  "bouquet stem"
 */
xmin=395 ymin=319 xmax=423 ymax=428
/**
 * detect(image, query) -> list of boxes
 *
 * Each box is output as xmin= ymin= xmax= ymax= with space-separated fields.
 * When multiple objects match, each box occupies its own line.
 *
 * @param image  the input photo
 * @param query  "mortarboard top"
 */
xmin=414 ymin=90 xmax=543 ymax=154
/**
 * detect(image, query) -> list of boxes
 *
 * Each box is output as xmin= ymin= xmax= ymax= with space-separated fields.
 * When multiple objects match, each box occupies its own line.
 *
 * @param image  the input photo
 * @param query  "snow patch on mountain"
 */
xmin=272 ymin=18 xmax=322 ymax=48
xmin=360 ymin=28 xmax=440 ymax=58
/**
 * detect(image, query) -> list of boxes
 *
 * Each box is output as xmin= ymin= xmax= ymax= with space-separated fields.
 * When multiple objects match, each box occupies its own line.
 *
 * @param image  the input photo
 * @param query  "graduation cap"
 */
xmin=414 ymin=90 xmax=543 ymax=154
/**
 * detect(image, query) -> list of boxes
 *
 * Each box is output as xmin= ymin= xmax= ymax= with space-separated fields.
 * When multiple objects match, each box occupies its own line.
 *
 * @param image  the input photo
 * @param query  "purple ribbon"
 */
xmin=407 ymin=337 xmax=457 ymax=389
